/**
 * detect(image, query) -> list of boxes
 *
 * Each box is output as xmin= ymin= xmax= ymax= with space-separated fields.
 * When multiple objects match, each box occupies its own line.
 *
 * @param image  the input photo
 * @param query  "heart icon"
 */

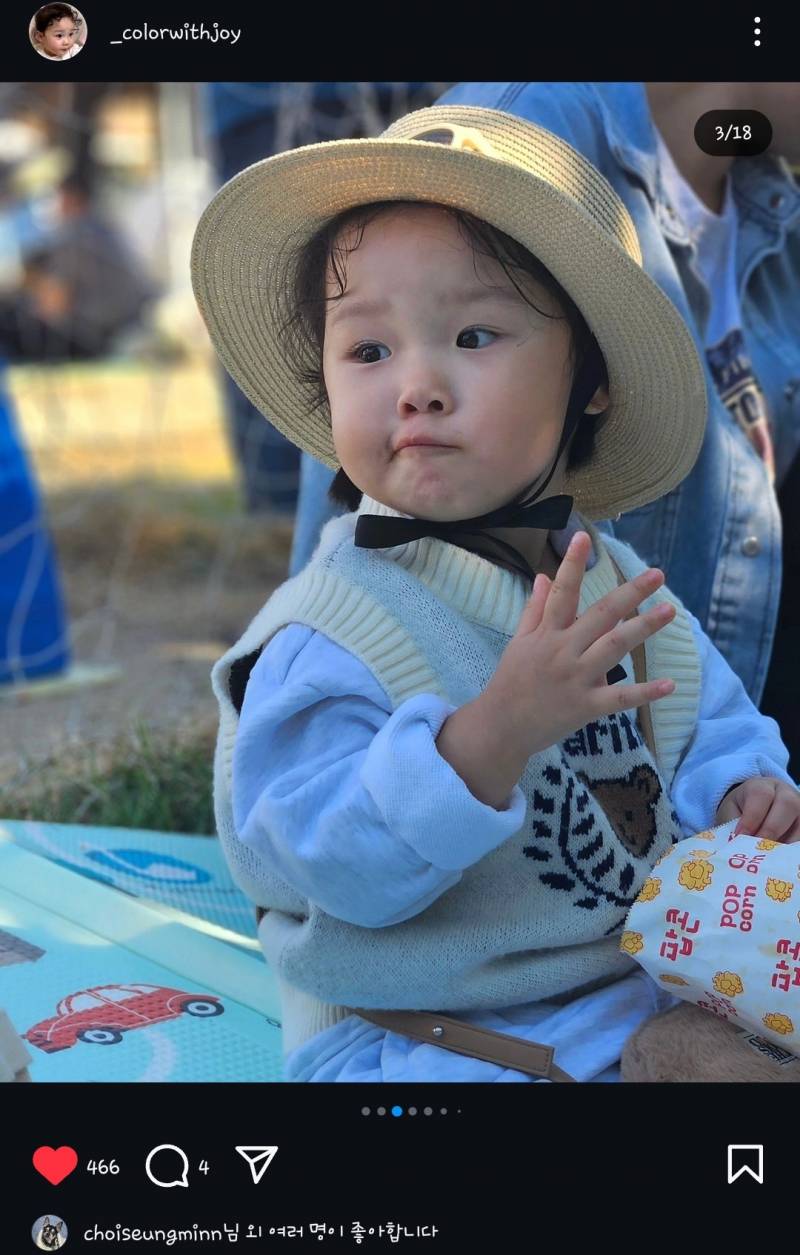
xmin=33 ymin=1146 xmax=78 ymax=1185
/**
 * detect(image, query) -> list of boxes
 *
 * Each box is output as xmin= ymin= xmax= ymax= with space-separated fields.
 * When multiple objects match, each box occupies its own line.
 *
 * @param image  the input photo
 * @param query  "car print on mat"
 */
xmin=24 ymin=983 xmax=224 ymax=1052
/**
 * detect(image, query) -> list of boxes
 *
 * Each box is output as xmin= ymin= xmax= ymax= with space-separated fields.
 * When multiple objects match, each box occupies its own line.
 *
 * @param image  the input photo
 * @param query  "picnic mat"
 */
xmin=0 ymin=821 xmax=284 ymax=1081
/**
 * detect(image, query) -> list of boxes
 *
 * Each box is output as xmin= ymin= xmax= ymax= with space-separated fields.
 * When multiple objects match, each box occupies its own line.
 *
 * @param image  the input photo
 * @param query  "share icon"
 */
xmin=235 ymin=1146 xmax=279 ymax=1184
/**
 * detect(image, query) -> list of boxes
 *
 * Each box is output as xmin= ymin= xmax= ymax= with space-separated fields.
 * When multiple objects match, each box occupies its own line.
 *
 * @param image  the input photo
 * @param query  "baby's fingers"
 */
xmin=541 ymin=532 xmax=591 ymax=630
xmin=738 ymin=787 xmax=795 ymax=841
xmin=732 ymin=782 xmax=774 ymax=837
xmin=583 ymin=600 xmax=676 ymax=677
xmin=516 ymin=572 xmax=551 ymax=636
xmin=593 ymin=676 xmax=675 ymax=719
xmin=780 ymin=818 xmax=800 ymax=844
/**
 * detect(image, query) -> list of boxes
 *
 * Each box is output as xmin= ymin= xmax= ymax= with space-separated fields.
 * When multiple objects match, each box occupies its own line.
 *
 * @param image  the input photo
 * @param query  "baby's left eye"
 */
xmin=456 ymin=327 xmax=496 ymax=350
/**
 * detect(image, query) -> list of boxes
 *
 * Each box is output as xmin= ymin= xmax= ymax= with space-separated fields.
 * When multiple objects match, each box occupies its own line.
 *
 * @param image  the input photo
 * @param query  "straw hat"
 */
xmin=191 ymin=104 xmax=707 ymax=521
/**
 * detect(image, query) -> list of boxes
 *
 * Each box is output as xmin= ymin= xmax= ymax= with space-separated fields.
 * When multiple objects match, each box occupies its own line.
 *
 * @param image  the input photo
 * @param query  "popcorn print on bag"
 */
xmin=763 ymin=1013 xmax=794 ymax=1036
xmin=624 ymin=827 xmax=800 ymax=1053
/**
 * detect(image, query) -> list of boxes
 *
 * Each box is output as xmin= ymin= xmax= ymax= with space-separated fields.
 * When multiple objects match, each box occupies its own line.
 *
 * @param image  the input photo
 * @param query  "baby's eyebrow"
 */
xmin=327 ymin=284 xmax=524 ymax=326
xmin=327 ymin=297 xmax=390 ymax=326
xmin=450 ymin=284 xmax=528 ymax=306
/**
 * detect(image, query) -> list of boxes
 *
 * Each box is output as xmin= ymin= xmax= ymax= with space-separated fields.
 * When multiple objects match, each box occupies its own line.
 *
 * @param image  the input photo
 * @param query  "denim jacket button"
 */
xmin=741 ymin=535 xmax=761 ymax=557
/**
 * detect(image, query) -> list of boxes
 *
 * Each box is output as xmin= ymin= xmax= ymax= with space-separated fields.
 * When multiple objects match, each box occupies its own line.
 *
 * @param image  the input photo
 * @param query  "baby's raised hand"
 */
xmin=715 ymin=777 xmax=800 ymax=843
xmin=485 ymin=531 xmax=677 ymax=759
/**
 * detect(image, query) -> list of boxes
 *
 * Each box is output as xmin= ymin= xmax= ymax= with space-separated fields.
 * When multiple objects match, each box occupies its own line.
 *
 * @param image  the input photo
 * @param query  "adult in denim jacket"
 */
xmin=288 ymin=83 xmax=800 ymax=747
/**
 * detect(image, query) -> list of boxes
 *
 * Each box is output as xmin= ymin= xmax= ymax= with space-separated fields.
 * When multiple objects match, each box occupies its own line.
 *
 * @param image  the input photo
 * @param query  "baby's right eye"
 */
xmin=456 ymin=327 xmax=497 ymax=350
xmin=352 ymin=342 xmax=390 ymax=364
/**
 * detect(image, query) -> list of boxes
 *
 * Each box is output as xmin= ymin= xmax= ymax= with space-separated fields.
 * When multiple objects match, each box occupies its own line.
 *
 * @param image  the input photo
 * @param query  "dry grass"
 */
xmin=4 ymin=355 xmax=296 ymax=832
xmin=1 ymin=717 xmax=219 ymax=834
xmin=45 ymin=478 xmax=294 ymax=587
xmin=4 ymin=476 xmax=295 ymax=832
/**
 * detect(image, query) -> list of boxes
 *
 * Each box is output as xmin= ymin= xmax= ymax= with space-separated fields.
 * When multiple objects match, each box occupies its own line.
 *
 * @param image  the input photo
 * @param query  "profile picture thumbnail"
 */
xmin=30 ymin=4 xmax=87 ymax=60
xmin=32 ymin=1215 xmax=69 ymax=1249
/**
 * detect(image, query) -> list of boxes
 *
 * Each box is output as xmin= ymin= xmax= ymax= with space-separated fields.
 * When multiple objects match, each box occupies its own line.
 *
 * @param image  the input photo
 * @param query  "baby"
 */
xmin=31 ymin=4 xmax=82 ymax=60
xmin=192 ymin=105 xmax=799 ymax=1082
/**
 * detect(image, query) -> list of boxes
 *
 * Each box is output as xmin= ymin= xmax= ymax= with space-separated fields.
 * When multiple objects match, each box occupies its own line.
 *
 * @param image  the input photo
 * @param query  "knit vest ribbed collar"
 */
xmin=354 ymin=494 xmax=602 ymax=637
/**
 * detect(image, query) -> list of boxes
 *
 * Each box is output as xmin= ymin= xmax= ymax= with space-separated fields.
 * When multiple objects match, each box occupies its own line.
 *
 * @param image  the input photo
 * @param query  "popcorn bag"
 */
xmin=621 ymin=821 xmax=800 ymax=1056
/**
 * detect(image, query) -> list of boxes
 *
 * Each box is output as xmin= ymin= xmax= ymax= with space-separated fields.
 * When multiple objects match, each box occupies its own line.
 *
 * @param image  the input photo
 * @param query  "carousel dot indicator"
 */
xmin=377 ymin=1106 xmax=386 ymax=1116
xmin=391 ymin=1105 xmax=403 ymax=1117
xmin=424 ymin=1106 xmax=433 ymax=1116
xmin=408 ymin=1107 xmax=417 ymax=1116
xmin=361 ymin=1107 xmax=371 ymax=1116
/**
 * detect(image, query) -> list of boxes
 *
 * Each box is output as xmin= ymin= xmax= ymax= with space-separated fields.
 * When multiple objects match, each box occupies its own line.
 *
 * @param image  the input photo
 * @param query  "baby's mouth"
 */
xmin=393 ymin=436 xmax=457 ymax=455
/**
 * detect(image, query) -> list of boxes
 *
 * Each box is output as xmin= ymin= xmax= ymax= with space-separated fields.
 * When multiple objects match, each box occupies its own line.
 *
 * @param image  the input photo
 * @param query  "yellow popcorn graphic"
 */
xmin=756 ymin=839 xmax=778 ymax=851
xmin=763 ymin=1013 xmax=794 ymax=1037
xmin=693 ymin=830 xmax=716 ymax=841
xmin=659 ymin=974 xmax=689 ymax=986
xmin=636 ymin=878 xmax=661 ymax=903
xmin=620 ymin=931 xmax=644 ymax=957
xmin=713 ymin=972 xmax=744 ymax=998
xmin=766 ymin=878 xmax=794 ymax=904
xmin=678 ymin=858 xmax=714 ymax=891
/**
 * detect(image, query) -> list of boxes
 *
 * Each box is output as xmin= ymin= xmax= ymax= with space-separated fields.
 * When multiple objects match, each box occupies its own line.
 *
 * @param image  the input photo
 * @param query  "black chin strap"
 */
xmin=355 ymin=338 xmax=605 ymax=583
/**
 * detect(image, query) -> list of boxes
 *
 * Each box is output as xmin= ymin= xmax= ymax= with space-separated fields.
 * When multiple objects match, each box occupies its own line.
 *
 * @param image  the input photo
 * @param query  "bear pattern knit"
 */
xmin=523 ymin=722 xmax=683 ymax=936
xmin=212 ymin=501 xmax=700 ymax=1050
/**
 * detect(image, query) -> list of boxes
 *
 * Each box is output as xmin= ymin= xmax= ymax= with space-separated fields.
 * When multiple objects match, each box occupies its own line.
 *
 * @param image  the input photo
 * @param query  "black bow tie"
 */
xmin=354 ymin=491 xmax=574 ymax=582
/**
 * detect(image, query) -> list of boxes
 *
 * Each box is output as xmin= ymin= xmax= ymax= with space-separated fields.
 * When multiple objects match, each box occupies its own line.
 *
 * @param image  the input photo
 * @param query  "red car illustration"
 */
xmin=24 ymin=983 xmax=224 ymax=1052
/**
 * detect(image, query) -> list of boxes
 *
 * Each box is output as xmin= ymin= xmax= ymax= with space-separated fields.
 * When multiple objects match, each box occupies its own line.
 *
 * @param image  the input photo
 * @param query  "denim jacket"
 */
xmin=441 ymin=82 xmax=800 ymax=704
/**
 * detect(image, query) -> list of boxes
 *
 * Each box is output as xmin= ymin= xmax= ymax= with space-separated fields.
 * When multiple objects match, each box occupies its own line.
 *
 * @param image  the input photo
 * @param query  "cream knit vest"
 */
xmin=212 ymin=500 xmax=702 ymax=1054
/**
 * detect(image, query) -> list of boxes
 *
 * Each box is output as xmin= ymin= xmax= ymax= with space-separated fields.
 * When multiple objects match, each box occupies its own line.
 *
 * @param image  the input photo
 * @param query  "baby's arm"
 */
xmin=232 ymin=625 xmax=526 ymax=929
xmin=669 ymin=610 xmax=795 ymax=835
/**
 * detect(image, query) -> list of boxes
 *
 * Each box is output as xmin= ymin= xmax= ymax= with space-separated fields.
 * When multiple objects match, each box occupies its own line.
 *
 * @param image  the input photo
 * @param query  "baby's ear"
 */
xmin=585 ymin=383 xmax=610 ymax=415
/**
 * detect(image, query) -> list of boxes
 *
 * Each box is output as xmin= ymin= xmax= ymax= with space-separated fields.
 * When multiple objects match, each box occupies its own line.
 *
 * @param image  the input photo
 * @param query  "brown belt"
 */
xmin=349 ymin=1008 xmax=576 ymax=1081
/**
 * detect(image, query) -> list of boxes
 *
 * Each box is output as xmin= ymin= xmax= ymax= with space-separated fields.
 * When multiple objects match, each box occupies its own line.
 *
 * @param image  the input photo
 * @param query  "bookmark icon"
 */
xmin=235 ymin=1146 xmax=279 ymax=1184
xmin=727 ymin=1144 xmax=764 ymax=1184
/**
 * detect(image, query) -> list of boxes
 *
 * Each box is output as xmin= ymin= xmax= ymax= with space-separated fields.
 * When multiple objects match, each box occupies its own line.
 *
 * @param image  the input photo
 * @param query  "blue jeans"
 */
xmin=289 ymin=454 xmax=340 ymax=575
xmin=213 ymin=113 xmax=302 ymax=515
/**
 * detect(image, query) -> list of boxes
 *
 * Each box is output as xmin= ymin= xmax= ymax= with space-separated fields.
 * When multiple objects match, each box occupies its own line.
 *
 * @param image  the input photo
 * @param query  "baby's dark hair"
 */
xmin=274 ymin=200 xmax=608 ymax=511
xmin=34 ymin=3 xmax=79 ymax=33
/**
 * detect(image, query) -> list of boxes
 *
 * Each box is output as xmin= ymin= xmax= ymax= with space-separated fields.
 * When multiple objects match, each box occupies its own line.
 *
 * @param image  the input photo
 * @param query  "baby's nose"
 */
xmin=396 ymin=383 xmax=452 ymax=418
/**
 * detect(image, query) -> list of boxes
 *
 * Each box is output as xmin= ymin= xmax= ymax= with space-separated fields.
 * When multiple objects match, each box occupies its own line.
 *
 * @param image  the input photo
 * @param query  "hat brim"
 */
xmin=192 ymin=135 xmax=707 ymax=521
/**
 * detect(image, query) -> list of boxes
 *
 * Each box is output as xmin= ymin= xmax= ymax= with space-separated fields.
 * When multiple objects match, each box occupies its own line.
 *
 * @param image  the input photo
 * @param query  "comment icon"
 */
xmin=145 ymin=1144 xmax=190 ymax=1189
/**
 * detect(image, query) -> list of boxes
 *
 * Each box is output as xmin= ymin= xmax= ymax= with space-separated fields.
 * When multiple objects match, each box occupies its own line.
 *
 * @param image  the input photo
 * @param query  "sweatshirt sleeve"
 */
xmin=669 ymin=611 xmax=796 ymax=835
xmin=232 ymin=625 xmax=526 ymax=928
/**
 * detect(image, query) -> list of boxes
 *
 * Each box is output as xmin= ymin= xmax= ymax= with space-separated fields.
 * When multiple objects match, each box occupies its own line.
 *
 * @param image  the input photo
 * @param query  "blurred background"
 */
xmin=0 ymin=81 xmax=451 ymax=834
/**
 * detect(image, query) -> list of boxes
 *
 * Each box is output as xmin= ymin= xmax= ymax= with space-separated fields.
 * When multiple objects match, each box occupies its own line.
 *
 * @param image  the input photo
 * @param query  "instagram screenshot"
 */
xmin=2 ymin=4 xmax=800 ymax=1242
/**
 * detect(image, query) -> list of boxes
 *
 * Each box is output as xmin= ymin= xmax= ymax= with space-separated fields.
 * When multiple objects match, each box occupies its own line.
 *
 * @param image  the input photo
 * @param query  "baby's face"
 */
xmin=322 ymin=204 xmax=576 ymax=522
xmin=38 ymin=16 xmax=78 ymax=56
